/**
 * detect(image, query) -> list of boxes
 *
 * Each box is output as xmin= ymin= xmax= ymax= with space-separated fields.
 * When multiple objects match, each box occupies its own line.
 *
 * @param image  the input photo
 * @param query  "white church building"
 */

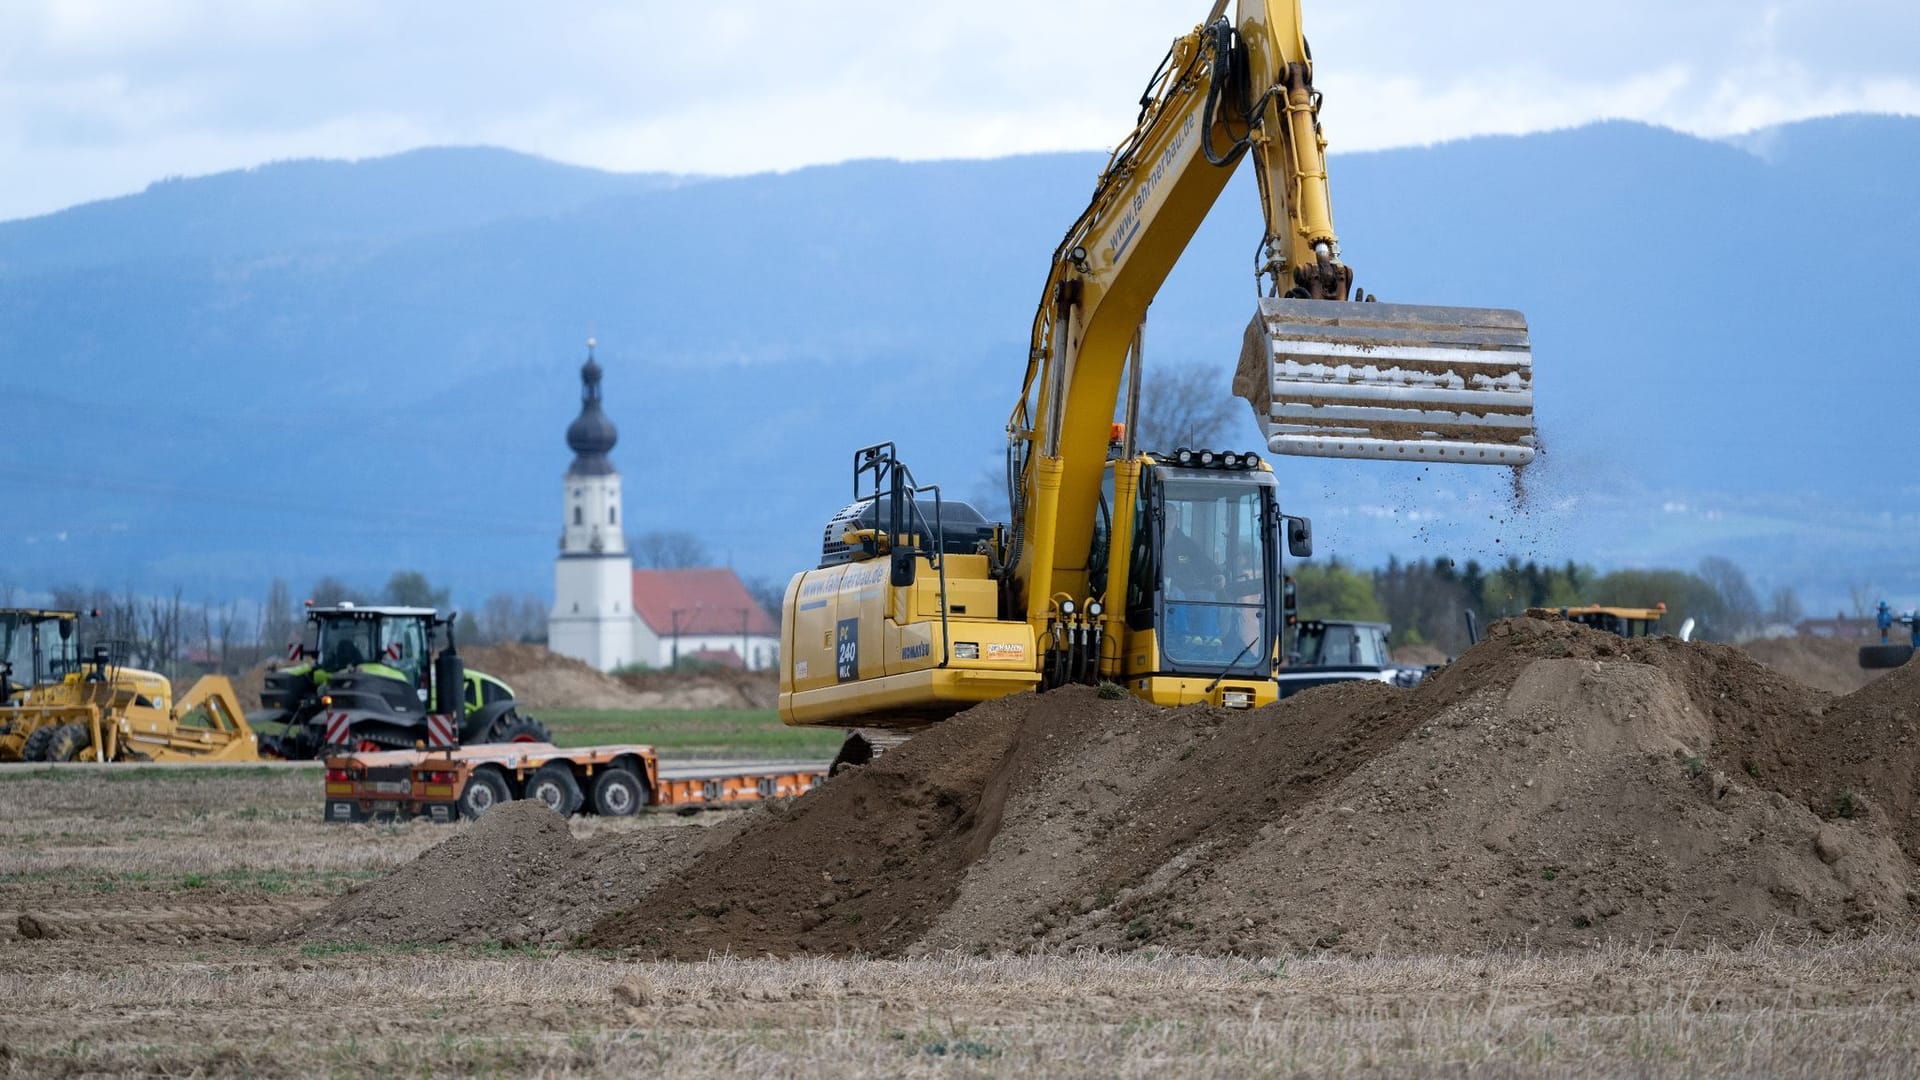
xmin=546 ymin=344 xmax=778 ymax=673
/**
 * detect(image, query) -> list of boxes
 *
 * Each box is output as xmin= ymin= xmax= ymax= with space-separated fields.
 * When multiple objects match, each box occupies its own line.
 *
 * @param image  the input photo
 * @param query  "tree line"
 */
xmin=32 ymin=573 xmax=548 ymax=683
xmin=1294 ymin=554 xmax=1805 ymax=655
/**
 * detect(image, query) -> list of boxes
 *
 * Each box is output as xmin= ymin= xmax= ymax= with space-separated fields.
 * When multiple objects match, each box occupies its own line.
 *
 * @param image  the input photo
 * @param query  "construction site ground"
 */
xmin=6 ymin=621 xmax=1920 ymax=1076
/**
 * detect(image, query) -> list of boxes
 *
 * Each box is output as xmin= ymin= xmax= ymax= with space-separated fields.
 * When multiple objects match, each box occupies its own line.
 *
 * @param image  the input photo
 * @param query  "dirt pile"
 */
xmin=285 ymin=803 xmax=737 ymax=947
xmin=464 ymin=644 xmax=652 ymax=711
xmin=1743 ymin=635 xmax=1887 ymax=695
xmin=617 ymin=667 xmax=777 ymax=710
xmin=579 ymin=617 xmax=1918 ymax=958
xmin=464 ymin=643 xmax=774 ymax=711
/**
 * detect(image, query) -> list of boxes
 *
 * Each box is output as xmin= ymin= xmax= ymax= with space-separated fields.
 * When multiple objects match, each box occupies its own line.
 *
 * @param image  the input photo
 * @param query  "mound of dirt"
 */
xmin=618 ymin=667 xmax=777 ymax=710
xmin=464 ymin=644 xmax=652 ymax=711
xmin=284 ymin=803 xmax=737 ymax=947
xmin=463 ymin=643 xmax=775 ymax=711
xmin=578 ymin=617 xmax=1919 ymax=958
xmin=1742 ymin=635 xmax=1888 ymax=695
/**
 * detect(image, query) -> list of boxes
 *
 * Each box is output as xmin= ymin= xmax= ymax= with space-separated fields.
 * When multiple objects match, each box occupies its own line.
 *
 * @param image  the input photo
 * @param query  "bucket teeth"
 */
xmin=1235 ymin=298 xmax=1536 ymax=466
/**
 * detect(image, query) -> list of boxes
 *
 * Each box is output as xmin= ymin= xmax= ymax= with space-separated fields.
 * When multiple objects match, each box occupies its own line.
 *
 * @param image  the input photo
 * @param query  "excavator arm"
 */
xmin=1006 ymin=0 xmax=1534 ymax=634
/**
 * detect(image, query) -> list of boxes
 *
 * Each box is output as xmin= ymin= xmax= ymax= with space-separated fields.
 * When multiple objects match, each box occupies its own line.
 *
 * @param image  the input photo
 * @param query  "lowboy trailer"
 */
xmin=323 ymin=742 xmax=826 ymax=823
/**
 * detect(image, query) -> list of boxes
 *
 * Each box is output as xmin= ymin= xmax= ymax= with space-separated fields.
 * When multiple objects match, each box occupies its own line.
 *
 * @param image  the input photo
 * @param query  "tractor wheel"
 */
xmin=457 ymin=767 xmax=513 ymax=819
xmin=591 ymin=766 xmax=647 ymax=817
xmin=20 ymin=726 xmax=58 ymax=762
xmin=1860 ymin=644 xmax=1916 ymax=670
xmin=42 ymin=724 xmax=92 ymax=763
xmin=486 ymin=713 xmax=552 ymax=745
xmin=524 ymin=764 xmax=584 ymax=816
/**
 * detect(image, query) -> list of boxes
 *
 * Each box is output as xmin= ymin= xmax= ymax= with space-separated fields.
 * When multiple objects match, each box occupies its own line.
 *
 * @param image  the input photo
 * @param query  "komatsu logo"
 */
xmin=900 ymin=642 xmax=930 ymax=660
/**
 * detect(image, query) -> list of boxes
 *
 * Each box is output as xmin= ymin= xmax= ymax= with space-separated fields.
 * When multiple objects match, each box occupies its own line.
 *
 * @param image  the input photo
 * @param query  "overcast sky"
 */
xmin=2 ymin=0 xmax=1915 ymax=222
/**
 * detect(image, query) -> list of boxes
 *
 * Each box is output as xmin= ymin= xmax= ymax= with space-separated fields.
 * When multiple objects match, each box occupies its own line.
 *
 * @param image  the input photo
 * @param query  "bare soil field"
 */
xmin=7 ymin=620 xmax=1920 ymax=1075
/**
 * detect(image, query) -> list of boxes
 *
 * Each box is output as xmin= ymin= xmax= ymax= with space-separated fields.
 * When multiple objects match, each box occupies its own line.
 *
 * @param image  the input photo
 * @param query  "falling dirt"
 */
xmin=313 ymin=618 xmax=1920 ymax=959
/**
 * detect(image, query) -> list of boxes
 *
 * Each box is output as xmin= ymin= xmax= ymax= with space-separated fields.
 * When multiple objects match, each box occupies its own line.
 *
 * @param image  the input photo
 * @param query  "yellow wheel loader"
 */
xmin=778 ymin=0 xmax=1536 ymax=767
xmin=1 ymin=614 xmax=262 ymax=763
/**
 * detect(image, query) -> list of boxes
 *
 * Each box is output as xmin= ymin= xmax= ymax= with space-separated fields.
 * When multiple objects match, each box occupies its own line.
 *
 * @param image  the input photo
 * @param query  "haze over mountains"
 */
xmin=2 ymin=116 xmax=1915 ymax=613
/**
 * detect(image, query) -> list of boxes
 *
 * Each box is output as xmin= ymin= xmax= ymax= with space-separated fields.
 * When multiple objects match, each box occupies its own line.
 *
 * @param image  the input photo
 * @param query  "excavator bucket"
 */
xmin=1235 ymin=298 xmax=1535 ymax=466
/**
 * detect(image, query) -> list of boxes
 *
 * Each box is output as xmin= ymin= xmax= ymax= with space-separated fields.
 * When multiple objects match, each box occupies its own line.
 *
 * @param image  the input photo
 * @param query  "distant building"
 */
xmin=546 ymin=345 xmax=779 ymax=673
xmin=547 ymin=342 xmax=638 ymax=671
xmin=631 ymin=568 xmax=780 ymax=671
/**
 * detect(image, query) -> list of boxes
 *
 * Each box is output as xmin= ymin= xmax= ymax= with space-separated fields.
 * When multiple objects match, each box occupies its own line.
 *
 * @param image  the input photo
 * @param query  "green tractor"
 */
xmin=257 ymin=603 xmax=550 ymax=758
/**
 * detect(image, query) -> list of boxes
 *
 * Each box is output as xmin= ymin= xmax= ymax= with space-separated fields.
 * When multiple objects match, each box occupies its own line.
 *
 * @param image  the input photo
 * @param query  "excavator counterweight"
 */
xmin=1238 ymin=298 xmax=1535 ymax=466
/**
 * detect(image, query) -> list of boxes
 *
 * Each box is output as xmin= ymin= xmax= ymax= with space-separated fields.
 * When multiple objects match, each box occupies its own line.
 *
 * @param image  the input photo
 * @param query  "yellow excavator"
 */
xmin=779 ymin=0 xmax=1535 ymax=765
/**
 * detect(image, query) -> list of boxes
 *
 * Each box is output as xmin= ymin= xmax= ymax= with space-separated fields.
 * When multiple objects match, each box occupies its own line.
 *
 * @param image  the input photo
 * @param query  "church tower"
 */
xmin=547 ymin=341 xmax=636 ymax=671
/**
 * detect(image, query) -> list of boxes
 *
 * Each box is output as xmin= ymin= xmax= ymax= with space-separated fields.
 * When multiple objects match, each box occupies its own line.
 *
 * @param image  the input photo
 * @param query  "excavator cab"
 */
xmin=1128 ymin=458 xmax=1281 ymax=679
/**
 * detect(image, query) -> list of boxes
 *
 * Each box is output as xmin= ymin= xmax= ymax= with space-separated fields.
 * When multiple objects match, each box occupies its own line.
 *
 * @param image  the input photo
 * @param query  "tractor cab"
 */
xmin=0 ymin=609 xmax=81 ymax=705
xmin=299 ymin=604 xmax=438 ymax=689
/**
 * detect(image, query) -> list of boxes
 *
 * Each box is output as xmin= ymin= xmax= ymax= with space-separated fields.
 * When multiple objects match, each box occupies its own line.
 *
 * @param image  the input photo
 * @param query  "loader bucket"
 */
xmin=1235 ymin=298 xmax=1535 ymax=466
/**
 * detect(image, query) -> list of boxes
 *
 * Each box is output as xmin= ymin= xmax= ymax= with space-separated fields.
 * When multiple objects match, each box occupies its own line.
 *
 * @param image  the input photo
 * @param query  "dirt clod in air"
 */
xmin=320 ymin=618 xmax=1920 ymax=958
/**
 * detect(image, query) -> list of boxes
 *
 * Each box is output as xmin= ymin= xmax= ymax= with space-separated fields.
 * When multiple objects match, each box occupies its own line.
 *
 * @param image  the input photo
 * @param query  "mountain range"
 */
xmin=2 ymin=115 xmax=1916 ymax=614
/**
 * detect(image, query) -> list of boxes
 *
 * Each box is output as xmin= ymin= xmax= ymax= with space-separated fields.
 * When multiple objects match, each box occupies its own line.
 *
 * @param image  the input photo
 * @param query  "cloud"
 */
xmin=0 ymin=1 xmax=1914 ymax=220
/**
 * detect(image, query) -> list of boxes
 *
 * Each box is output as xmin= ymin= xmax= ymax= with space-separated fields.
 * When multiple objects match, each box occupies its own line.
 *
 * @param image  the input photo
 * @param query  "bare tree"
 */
xmin=742 ymin=574 xmax=787 ymax=621
xmin=1697 ymin=557 xmax=1761 ymax=638
xmin=1846 ymin=581 xmax=1875 ymax=619
xmin=631 ymin=530 xmax=710 ymax=569
xmin=383 ymin=571 xmax=450 ymax=609
xmin=479 ymin=592 xmax=549 ymax=645
xmin=261 ymin=579 xmax=297 ymax=659
xmin=1767 ymin=585 xmax=1804 ymax=628
xmin=309 ymin=577 xmax=371 ymax=607
xmin=143 ymin=588 xmax=185 ymax=679
xmin=1133 ymin=363 xmax=1238 ymax=452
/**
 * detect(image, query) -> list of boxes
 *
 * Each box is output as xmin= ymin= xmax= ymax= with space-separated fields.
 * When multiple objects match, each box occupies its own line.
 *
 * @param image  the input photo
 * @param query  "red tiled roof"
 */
xmin=631 ymin=568 xmax=778 ymax=636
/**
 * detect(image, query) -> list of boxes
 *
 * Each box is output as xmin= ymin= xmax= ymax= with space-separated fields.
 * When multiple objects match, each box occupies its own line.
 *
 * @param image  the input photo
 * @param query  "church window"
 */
xmin=574 ymin=506 xmax=583 ymax=526
xmin=609 ymin=506 xmax=618 ymax=525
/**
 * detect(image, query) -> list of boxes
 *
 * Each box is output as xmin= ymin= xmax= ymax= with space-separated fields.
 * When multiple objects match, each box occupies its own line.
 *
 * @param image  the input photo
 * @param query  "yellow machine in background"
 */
xmin=781 ymin=0 xmax=1535 ymax=765
xmin=0 ymin=611 xmax=261 ymax=763
xmin=1552 ymin=604 xmax=1668 ymax=639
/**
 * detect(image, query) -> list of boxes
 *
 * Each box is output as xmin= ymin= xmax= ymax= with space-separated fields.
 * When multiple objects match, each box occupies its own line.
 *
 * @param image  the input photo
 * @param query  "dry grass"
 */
xmin=4 ymin=939 xmax=1920 ymax=1076
xmin=3 ymin=767 xmax=1919 ymax=1076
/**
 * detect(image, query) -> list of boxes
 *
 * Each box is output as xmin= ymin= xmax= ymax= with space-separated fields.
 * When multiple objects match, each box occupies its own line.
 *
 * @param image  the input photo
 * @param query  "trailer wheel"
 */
xmin=591 ymin=766 xmax=646 ymax=817
xmin=524 ymin=763 xmax=584 ymax=817
xmin=458 ymin=767 xmax=512 ymax=819
xmin=43 ymin=724 xmax=92 ymax=763
xmin=1860 ymin=644 xmax=1915 ymax=670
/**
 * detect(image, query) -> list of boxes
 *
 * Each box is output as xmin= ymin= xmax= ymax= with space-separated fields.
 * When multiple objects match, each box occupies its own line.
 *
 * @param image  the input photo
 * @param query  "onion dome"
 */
xmin=566 ymin=340 xmax=618 ymax=476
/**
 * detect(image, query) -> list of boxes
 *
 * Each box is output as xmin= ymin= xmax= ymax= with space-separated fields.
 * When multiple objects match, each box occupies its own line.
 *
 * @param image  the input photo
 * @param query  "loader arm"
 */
xmin=1006 ymin=0 xmax=1533 ymax=638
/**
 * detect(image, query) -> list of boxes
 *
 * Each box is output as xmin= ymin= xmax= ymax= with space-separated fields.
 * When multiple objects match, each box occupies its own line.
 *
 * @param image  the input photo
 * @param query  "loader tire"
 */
xmin=523 ymin=764 xmax=583 ymax=817
xmin=486 ymin=713 xmax=552 ymax=745
xmin=591 ymin=766 xmax=647 ymax=817
xmin=1860 ymin=644 xmax=1915 ymax=670
xmin=457 ymin=767 xmax=513 ymax=819
xmin=20 ymin=726 xmax=58 ymax=762
xmin=42 ymin=724 xmax=92 ymax=763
